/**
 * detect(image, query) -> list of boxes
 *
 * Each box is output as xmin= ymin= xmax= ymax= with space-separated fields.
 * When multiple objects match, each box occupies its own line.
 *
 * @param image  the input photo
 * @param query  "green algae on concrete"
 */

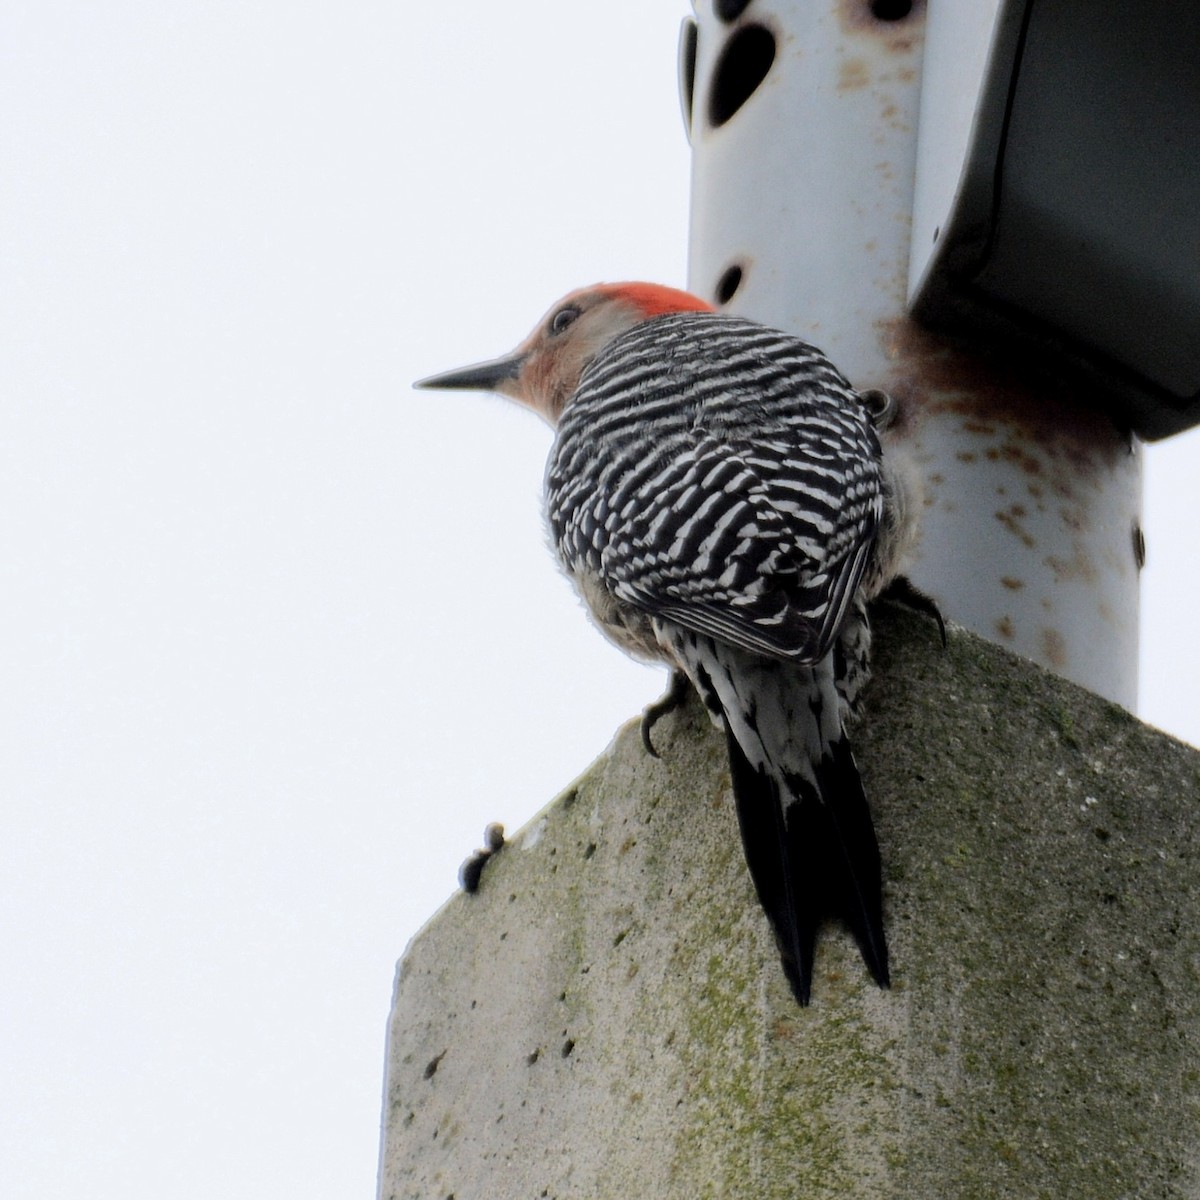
xmin=378 ymin=606 xmax=1200 ymax=1200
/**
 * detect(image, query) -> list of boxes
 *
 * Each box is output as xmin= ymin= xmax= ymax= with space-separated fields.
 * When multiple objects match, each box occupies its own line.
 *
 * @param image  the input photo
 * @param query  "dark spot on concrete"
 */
xmin=561 ymin=1038 xmax=576 ymax=1058
xmin=424 ymin=1050 xmax=446 ymax=1080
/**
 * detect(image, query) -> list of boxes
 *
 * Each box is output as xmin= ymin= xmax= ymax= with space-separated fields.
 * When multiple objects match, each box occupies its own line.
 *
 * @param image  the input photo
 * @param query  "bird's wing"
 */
xmin=596 ymin=421 xmax=881 ymax=665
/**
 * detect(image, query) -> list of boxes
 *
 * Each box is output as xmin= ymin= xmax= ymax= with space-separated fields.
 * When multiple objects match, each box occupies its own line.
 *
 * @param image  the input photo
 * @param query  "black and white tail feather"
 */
xmin=658 ymin=624 xmax=888 ymax=1006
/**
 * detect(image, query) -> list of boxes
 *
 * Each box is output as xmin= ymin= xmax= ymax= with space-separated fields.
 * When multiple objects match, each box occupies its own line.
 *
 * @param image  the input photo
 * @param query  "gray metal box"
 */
xmin=909 ymin=0 xmax=1200 ymax=440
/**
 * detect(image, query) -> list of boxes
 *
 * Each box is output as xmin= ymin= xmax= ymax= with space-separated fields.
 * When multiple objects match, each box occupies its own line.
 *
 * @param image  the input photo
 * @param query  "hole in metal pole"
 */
xmin=678 ymin=18 xmax=698 ymax=137
xmin=869 ymin=0 xmax=913 ymax=20
xmin=715 ymin=0 xmax=752 ymax=21
xmin=715 ymin=264 xmax=743 ymax=305
xmin=708 ymin=24 xmax=775 ymax=128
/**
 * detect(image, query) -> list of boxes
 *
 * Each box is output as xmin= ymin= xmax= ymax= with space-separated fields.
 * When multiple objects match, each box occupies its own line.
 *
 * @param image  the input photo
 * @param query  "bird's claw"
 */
xmin=640 ymin=669 xmax=691 ymax=758
xmin=459 ymin=821 xmax=505 ymax=893
xmin=881 ymin=576 xmax=947 ymax=647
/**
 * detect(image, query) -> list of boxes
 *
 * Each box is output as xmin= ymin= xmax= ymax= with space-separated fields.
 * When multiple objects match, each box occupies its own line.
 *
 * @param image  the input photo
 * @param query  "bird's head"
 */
xmin=415 ymin=282 xmax=714 ymax=425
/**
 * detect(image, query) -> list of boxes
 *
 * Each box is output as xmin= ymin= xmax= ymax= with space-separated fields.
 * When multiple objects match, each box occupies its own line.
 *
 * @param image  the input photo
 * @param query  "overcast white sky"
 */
xmin=3 ymin=4 xmax=1197 ymax=1198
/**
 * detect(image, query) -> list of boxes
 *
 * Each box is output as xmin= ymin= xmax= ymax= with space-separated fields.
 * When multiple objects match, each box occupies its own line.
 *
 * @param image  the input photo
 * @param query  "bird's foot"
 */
xmin=881 ymin=576 xmax=947 ymax=647
xmin=640 ymin=669 xmax=691 ymax=759
xmin=459 ymin=822 xmax=505 ymax=893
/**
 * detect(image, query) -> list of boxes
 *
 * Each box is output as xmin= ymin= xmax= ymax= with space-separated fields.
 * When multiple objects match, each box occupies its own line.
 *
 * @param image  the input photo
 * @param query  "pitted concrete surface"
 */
xmin=379 ymin=606 xmax=1200 ymax=1200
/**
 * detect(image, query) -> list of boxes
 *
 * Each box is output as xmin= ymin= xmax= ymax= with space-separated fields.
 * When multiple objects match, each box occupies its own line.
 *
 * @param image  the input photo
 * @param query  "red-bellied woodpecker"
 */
xmin=417 ymin=282 xmax=919 ymax=1005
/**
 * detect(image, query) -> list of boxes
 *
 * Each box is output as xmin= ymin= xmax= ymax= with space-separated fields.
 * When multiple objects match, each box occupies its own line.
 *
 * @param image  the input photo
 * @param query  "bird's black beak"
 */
xmin=414 ymin=352 xmax=526 ymax=392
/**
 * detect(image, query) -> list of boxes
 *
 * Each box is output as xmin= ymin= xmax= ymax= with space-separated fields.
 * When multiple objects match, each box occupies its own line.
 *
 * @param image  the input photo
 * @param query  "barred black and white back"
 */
xmin=548 ymin=312 xmax=884 ymax=669
xmin=544 ymin=311 xmax=892 ymax=1003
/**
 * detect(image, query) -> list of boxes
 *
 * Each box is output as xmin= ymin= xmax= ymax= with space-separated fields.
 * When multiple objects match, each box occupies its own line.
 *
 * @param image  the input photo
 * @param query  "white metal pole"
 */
xmin=683 ymin=0 xmax=1141 ymax=708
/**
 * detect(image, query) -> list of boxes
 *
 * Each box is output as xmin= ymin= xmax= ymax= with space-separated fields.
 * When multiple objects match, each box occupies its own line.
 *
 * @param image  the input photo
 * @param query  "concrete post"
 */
xmin=378 ymin=608 xmax=1200 ymax=1198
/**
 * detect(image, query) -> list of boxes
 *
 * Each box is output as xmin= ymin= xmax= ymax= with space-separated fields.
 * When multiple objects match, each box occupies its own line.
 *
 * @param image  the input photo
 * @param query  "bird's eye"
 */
xmin=550 ymin=305 xmax=581 ymax=335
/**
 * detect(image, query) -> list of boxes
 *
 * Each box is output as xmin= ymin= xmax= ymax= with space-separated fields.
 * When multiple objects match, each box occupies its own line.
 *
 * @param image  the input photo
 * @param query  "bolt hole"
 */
xmin=869 ymin=0 xmax=913 ymax=20
xmin=714 ymin=264 xmax=743 ymax=305
xmin=859 ymin=388 xmax=895 ymax=428
xmin=715 ymin=0 xmax=752 ymax=20
xmin=708 ymin=24 xmax=775 ymax=128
